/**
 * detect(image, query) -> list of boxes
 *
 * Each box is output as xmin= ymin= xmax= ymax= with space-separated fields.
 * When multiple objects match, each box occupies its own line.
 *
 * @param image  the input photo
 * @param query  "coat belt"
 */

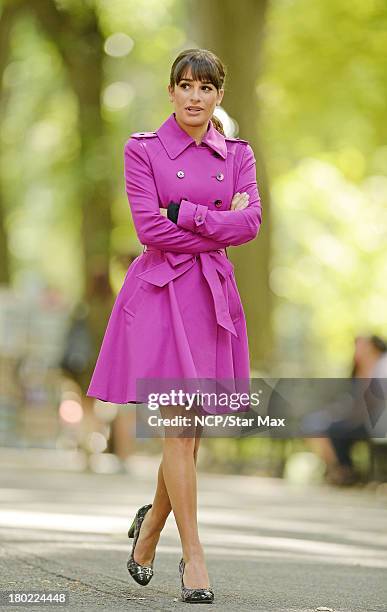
xmin=136 ymin=245 xmax=237 ymax=337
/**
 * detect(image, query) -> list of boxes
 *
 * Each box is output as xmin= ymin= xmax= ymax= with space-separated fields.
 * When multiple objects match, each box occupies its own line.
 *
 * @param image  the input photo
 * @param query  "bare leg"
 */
xmin=133 ymin=407 xmax=203 ymax=570
xmin=306 ymin=436 xmax=338 ymax=467
xmin=159 ymin=404 xmax=210 ymax=589
xmin=112 ymin=408 xmax=136 ymax=461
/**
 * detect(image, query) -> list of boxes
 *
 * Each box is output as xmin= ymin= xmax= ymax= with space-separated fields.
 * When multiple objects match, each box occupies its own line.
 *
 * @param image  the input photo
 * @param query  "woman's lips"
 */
xmin=186 ymin=107 xmax=203 ymax=114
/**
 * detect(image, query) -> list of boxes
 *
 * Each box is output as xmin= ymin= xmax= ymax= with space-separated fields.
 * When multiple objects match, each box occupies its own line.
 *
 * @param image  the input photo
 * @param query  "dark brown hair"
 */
xmin=169 ymin=48 xmax=227 ymax=136
xmin=350 ymin=334 xmax=387 ymax=377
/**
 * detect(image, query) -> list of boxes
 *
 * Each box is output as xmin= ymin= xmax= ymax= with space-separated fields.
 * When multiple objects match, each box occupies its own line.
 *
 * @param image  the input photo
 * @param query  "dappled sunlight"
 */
xmin=104 ymin=32 xmax=134 ymax=57
xmin=1 ymin=508 xmax=387 ymax=569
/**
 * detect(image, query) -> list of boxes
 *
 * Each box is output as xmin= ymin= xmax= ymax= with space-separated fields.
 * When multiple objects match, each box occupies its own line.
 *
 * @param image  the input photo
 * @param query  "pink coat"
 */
xmin=86 ymin=112 xmax=262 ymax=412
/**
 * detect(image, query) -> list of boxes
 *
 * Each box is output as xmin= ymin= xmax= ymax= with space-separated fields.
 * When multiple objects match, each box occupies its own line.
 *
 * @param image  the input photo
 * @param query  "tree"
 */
xmin=189 ymin=0 xmax=273 ymax=372
xmin=0 ymin=1 xmax=18 ymax=284
xmin=15 ymin=0 xmax=115 ymax=386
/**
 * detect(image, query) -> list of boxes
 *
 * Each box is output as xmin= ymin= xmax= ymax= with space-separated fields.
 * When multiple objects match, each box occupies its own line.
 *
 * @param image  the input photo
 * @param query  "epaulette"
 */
xmin=225 ymin=136 xmax=249 ymax=144
xmin=131 ymin=131 xmax=158 ymax=139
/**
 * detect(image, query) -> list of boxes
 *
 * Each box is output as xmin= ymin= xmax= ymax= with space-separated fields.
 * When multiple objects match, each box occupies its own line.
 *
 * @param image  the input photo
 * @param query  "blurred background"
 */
xmin=0 ymin=0 xmax=386 ymax=487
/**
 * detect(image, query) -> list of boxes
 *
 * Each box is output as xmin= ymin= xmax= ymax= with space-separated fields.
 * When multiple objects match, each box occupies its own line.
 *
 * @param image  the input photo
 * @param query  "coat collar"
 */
xmin=156 ymin=112 xmax=227 ymax=160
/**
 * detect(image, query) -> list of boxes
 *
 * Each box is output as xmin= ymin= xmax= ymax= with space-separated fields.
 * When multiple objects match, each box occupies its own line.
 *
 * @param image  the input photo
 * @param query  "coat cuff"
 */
xmin=167 ymin=201 xmax=180 ymax=224
xmin=177 ymin=199 xmax=209 ymax=232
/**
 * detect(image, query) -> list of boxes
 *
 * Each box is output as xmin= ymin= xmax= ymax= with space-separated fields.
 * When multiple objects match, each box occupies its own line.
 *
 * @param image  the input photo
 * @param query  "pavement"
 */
xmin=0 ymin=449 xmax=387 ymax=611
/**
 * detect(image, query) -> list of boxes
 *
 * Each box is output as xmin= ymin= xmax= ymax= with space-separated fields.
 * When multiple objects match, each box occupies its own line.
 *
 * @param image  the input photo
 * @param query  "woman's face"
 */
xmin=168 ymin=66 xmax=224 ymax=128
xmin=354 ymin=336 xmax=376 ymax=368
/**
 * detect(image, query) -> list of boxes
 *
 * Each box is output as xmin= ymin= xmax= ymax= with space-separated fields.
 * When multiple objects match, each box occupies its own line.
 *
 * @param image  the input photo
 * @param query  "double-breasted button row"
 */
xmin=181 ymin=197 xmax=222 ymax=210
xmin=176 ymin=170 xmax=224 ymax=181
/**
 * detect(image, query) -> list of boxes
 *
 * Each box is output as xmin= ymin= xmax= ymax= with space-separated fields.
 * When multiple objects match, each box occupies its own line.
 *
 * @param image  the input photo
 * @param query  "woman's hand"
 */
xmin=230 ymin=192 xmax=249 ymax=211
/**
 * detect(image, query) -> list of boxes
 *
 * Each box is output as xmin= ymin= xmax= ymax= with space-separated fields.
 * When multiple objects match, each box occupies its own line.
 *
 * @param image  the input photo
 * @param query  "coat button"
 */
xmin=214 ymin=200 xmax=222 ymax=208
xmin=176 ymin=170 xmax=185 ymax=178
xmin=216 ymin=172 xmax=224 ymax=181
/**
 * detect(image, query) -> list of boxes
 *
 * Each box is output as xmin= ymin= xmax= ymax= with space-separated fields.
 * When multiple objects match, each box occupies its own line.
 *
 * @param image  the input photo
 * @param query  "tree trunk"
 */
xmin=188 ymin=0 xmax=274 ymax=372
xmin=25 ymin=0 xmax=114 ymax=387
xmin=0 ymin=2 xmax=18 ymax=285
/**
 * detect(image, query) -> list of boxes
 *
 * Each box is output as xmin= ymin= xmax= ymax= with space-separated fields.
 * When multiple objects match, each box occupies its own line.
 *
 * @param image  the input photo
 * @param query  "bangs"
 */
xmin=173 ymin=53 xmax=222 ymax=90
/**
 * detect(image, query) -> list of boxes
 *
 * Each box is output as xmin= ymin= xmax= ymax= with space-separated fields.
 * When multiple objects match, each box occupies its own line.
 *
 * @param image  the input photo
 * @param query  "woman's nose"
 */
xmin=190 ymin=90 xmax=202 ymax=101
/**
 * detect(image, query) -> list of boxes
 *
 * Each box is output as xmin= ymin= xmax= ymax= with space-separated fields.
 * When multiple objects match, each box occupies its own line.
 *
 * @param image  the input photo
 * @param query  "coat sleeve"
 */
xmin=176 ymin=143 xmax=262 ymax=246
xmin=124 ymin=137 xmax=230 ymax=254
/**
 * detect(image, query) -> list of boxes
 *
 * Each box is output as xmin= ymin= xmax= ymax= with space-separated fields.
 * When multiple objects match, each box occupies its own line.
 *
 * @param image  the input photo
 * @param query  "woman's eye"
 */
xmin=180 ymin=83 xmax=212 ymax=91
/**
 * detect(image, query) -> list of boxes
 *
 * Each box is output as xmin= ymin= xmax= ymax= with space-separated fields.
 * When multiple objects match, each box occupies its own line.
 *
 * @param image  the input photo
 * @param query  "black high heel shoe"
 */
xmin=179 ymin=557 xmax=214 ymax=604
xmin=127 ymin=504 xmax=155 ymax=586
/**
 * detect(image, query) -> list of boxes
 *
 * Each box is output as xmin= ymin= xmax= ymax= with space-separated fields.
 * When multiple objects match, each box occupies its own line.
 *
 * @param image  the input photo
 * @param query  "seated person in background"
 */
xmin=306 ymin=334 xmax=387 ymax=486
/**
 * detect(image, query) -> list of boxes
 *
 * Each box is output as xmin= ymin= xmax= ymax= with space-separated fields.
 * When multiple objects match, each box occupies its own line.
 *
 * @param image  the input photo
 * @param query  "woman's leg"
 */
xmin=158 ymin=404 xmax=210 ymax=589
xmin=132 ymin=406 xmax=203 ymax=570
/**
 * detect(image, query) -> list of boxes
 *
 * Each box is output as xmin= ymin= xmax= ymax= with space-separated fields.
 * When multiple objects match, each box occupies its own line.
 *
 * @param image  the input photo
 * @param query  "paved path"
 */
xmin=0 ymin=452 xmax=386 ymax=611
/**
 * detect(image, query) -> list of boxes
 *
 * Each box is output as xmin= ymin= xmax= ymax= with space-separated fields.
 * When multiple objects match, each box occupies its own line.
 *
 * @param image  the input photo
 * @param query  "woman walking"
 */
xmin=87 ymin=48 xmax=262 ymax=603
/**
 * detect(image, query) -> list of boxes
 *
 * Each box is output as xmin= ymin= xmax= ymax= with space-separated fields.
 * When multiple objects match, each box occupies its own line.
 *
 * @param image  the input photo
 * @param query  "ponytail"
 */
xmin=211 ymin=114 xmax=225 ymax=136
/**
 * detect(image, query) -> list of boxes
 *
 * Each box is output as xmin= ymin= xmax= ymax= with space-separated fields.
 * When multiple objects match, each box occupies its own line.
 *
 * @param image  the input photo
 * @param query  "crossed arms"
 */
xmin=124 ymin=137 xmax=262 ymax=254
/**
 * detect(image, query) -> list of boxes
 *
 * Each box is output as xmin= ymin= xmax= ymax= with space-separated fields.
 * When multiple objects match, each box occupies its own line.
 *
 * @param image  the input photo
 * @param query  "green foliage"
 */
xmin=260 ymin=0 xmax=387 ymax=169
xmin=259 ymin=0 xmax=387 ymax=373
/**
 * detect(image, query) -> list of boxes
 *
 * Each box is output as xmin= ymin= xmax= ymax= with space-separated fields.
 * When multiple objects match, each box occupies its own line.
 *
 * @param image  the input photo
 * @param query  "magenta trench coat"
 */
xmin=86 ymin=112 xmax=262 ymax=410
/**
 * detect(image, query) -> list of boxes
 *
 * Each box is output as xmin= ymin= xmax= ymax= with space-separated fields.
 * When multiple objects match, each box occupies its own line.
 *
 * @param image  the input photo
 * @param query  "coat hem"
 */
xmin=86 ymin=390 xmax=143 ymax=405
